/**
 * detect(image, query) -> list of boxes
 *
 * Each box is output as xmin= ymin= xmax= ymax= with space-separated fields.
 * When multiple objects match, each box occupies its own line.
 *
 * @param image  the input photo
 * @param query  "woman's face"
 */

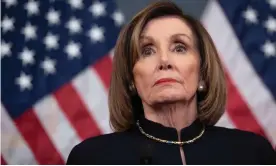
xmin=132 ymin=16 xmax=200 ymax=106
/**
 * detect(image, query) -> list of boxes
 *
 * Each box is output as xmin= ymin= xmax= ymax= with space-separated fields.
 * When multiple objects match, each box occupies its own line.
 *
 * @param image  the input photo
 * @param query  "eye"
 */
xmin=173 ymin=43 xmax=187 ymax=53
xmin=141 ymin=46 xmax=155 ymax=56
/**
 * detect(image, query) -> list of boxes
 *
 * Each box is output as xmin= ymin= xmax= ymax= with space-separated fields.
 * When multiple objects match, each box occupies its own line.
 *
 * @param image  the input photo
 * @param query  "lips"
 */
xmin=154 ymin=78 xmax=178 ymax=85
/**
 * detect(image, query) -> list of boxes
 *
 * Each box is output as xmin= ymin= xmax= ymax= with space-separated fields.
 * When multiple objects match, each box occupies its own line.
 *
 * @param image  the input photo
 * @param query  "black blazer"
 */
xmin=66 ymin=117 xmax=276 ymax=164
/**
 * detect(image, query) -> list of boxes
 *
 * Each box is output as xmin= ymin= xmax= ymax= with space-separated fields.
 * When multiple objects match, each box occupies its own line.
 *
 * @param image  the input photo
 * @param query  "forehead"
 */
xmin=141 ymin=16 xmax=193 ymax=38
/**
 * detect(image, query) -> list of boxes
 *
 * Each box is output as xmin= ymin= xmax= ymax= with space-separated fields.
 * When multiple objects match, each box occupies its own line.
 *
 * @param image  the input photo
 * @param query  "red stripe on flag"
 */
xmin=14 ymin=109 xmax=64 ymax=164
xmin=1 ymin=156 xmax=7 ymax=165
xmin=54 ymin=83 xmax=102 ymax=140
xmin=92 ymin=55 xmax=113 ymax=89
xmin=225 ymin=72 xmax=267 ymax=138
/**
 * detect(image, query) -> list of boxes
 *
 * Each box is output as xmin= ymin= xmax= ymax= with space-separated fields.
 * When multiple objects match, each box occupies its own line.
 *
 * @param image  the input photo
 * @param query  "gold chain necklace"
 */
xmin=136 ymin=120 xmax=205 ymax=145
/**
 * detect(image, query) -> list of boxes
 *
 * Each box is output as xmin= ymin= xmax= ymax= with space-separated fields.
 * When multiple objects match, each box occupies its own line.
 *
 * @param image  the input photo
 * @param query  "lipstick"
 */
xmin=154 ymin=78 xmax=177 ymax=85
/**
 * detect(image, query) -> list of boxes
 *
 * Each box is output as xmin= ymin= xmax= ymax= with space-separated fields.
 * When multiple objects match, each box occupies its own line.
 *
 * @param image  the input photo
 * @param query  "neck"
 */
xmin=142 ymin=97 xmax=197 ymax=132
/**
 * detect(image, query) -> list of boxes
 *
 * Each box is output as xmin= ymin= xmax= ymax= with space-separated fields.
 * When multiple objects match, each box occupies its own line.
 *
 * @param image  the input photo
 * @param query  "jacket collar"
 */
xmin=137 ymin=116 xmax=204 ymax=144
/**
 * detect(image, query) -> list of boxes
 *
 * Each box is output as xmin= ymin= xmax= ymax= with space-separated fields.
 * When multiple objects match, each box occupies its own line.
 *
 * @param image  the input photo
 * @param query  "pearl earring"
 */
xmin=198 ymin=81 xmax=206 ymax=92
xmin=129 ymin=83 xmax=136 ymax=92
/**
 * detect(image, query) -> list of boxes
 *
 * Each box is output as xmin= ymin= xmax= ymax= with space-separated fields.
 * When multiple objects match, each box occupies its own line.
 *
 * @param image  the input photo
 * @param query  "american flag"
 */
xmin=1 ymin=0 xmax=275 ymax=164
xmin=1 ymin=0 xmax=123 ymax=164
xmin=202 ymin=0 xmax=276 ymax=148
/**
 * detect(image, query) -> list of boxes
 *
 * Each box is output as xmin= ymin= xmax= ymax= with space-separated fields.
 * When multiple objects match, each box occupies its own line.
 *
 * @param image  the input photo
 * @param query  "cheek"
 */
xmin=177 ymin=57 xmax=200 ymax=91
xmin=132 ymin=60 xmax=155 ymax=94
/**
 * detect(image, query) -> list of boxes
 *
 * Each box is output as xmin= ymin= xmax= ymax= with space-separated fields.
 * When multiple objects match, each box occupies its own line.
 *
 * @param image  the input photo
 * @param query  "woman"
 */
xmin=67 ymin=1 xmax=276 ymax=164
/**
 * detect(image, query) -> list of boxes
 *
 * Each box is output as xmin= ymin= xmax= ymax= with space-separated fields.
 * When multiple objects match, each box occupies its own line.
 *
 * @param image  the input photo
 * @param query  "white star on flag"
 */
xmin=243 ymin=6 xmax=258 ymax=24
xmin=261 ymin=40 xmax=276 ymax=57
xmin=68 ymin=0 xmax=83 ymax=9
xmin=1 ymin=41 xmax=12 ymax=58
xmin=112 ymin=10 xmax=125 ymax=26
xmin=24 ymin=0 xmax=39 ymax=16
xmin=65 ymin=41 xmax=81 ymax=59
xmin=21 ymin=22 xmax=37 ymax=40
xmin=44 ymin=33 xmax=59 ymax=50
xmin=46 ymin=8 xmax=60 ymax=25
xmin=66 ymin=17 xmax=82 ymax=34
xmin=41 ymin=57 xmax=56 ymax=75
xmin=268 ymin=0 xmax=276 ymax=9
xmin=19 ymin=47 xmax=35 ymax=66
xmin=90 ymin=1 xmax=106 ymax=17
xmin=3 ymin=0 xmax=17 ymax=8
xmin=87 ymin=25 xmax=105 ymax=43
xmin=264 ymin=16 xmax=276 ymax=34
xmin=1 ymin=16 xmax=15 ymax=33
xmin=15 ymin=72 xmax=32 ymax=91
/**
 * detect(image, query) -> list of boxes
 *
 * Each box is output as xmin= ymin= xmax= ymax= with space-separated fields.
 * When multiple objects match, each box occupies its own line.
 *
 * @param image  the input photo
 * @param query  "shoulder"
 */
xmin=207 ymin=125 xmax=276 ymax=164
xmin=66 ymin=129 xmax=135 ymax=165
xmin=207 ymin=125 xmax=263 ymax=140
xmin=207 ymin=125 xmax=270 ymax=144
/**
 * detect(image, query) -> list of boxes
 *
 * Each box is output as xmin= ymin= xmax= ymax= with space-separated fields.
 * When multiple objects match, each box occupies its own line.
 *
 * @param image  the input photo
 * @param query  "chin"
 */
xmin=153 ymin=93 xmax=185 ymax=104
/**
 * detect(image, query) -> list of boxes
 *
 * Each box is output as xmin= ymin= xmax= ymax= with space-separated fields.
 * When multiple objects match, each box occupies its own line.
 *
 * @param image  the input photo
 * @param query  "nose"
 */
xmin=158 ymin=53 xmax=172 ymax=70
xmin=159 ymin=63 xmax=172 ymax=70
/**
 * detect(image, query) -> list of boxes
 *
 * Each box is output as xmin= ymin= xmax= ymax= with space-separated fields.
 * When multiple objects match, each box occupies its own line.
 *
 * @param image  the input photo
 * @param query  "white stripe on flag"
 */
xmin=1 ymin=104 xmax=38 ymax=164
xmin=72 ymin=67 xmax=112 ymax=134
xmin=33 ymin=96 xmax=81 ymax=161
xmin=201 ymin=0 xmax=276 ymax=146
xmin=216 ymin=111 xmax=236 ymax=129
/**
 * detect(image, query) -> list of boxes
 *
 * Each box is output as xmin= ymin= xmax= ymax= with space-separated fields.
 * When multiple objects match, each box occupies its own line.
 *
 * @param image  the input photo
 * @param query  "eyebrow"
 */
xmin=140 ymin=33 xmax=193 ymax=42
xmin=171 ymin=33 xmax=193 ymax=42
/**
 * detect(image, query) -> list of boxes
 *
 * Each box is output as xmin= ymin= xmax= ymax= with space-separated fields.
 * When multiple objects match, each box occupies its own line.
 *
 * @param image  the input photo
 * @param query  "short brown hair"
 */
xmin=108 ymin=0 xmax=227 ymax=132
